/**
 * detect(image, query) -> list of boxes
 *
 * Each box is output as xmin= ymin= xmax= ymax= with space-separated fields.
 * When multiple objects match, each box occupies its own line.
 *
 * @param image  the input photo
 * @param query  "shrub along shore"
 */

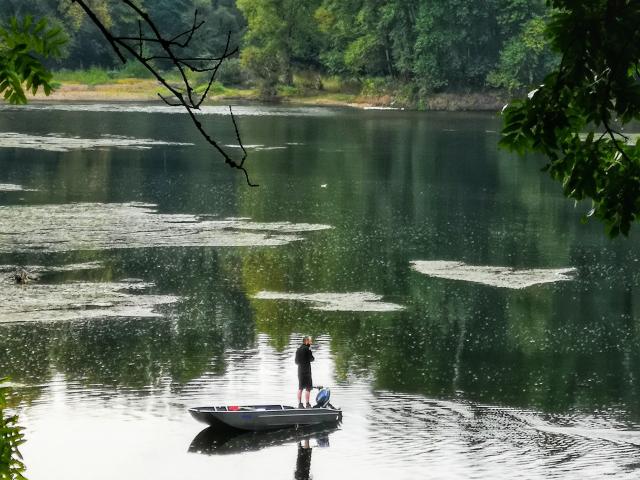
xmin=31 ymin=68 xmax=508 ymax=111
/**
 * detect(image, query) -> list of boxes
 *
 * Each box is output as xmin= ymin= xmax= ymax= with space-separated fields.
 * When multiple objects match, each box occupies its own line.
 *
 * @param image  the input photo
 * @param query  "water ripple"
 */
xmin=12 ymin=336 xmax=640 ymax=479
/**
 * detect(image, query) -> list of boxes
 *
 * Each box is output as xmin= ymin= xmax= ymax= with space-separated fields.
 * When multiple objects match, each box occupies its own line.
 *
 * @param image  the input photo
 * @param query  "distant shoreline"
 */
xmin=28 ymin=79 xmax=509 ymax=111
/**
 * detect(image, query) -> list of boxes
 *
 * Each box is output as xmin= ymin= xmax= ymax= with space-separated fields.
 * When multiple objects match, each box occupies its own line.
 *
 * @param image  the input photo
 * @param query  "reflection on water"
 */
xmin=188 ymin=424 xmax=337 ymax=456
xmin=295 ymin=440 xmax=312 ymax=480
xmin=0 ymin=105 xmax=639 ymax=478
xmin=8 ymin=334 xmax=640 ymax=480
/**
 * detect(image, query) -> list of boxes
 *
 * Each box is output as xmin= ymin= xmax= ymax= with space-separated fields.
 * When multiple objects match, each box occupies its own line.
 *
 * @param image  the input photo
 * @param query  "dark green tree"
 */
xmin=487 ymin=16 xmax=558 ymax=92
xmin=237 ymin=0 xmax=321 ymax=96
xmin=315 ymin=0 xmax=418 ymax=79
xmin=413 ymin=0 xmax=502 ymax=92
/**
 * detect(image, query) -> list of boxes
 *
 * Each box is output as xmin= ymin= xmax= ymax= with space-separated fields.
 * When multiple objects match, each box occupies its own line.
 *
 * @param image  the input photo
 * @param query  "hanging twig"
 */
xmin=70 ymin=0 xmax=257 ymax=186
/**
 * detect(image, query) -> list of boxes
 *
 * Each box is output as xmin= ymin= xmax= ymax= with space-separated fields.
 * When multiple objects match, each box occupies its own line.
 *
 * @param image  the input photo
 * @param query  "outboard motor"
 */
xmin=314 ymin=387 xmax=331 ymax=408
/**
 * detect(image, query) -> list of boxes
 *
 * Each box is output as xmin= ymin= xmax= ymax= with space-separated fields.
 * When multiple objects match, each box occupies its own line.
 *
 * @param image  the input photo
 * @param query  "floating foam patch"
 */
xmin=0 ymin=279 xmax=177 ymax=323
xmin=224 ymin=144 xmax=264 ymax=149
xmin=0 ymin=202 xmax=331 ymax=253
xmin=0 ymin=261 xmax=103 ymax=276
xmin=363 ymin=106 xmax=404 ymax=111
xmin=254 ymin=291 xmax=404 ymax=312
xmin=410 ymin=260 xmax=575 ymax=289
xmin=0 ymin=132 xmax=192 ymax=152
xmin=0 ymin=183 xmax=37 ymax=191
xmin=253 ymin=146 xmax=287 ymax=151
xmin=224 ymin=144 xmax=288 ymax=152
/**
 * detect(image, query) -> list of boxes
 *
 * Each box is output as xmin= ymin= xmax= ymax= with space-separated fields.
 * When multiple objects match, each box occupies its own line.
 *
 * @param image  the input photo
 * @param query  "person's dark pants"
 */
xmin=298 ymin=373 xmax=312 ymax=391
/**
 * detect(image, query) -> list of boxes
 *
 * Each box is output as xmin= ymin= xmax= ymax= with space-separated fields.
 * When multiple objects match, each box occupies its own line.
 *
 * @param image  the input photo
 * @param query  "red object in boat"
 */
xmin=228 ymin=405 xmax=240 ymax=411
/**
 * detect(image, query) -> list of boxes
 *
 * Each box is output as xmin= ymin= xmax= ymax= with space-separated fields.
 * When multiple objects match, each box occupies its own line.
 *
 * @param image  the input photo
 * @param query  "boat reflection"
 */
xmin=188 ymin=424 xmax=338 ymax=456
xmin=189 ymin=425 xmax=337 ymax=480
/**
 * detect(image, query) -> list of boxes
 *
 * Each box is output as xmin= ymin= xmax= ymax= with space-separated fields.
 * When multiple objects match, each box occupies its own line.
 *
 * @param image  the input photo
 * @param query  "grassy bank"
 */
xmin=35 ymin=67 xmax=508 ymax=111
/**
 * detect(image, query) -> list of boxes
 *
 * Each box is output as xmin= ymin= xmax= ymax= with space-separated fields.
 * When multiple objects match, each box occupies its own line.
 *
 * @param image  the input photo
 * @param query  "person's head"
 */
xmin=303 ymin=335 xmax=313 ymax=346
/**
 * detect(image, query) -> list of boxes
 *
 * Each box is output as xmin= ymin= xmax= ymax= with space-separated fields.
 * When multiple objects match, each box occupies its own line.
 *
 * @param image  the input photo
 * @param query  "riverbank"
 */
xmin=29 ymin=78 xmax=508 ymax=111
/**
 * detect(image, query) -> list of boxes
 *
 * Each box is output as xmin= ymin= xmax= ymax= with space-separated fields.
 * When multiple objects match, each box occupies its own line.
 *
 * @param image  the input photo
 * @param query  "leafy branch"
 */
xmin=0 ymin=16 xmax=66 ymax=104
xmin=0 ymin=377 xmax=26 ymax=480
xmin=500 ymin=1 xmax=640 ymax=237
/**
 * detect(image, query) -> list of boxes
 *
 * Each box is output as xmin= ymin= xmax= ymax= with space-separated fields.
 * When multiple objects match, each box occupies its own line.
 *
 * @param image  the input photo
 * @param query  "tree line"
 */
xmin=0 ymin=0 xmax=558 ymax=99
xmin=4 ymin=1 xmax=638 ymax=235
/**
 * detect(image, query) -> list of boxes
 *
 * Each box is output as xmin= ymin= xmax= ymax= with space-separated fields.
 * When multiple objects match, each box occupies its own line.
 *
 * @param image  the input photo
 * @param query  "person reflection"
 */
xmin=294 ymin=439 xmax=312 ymax=480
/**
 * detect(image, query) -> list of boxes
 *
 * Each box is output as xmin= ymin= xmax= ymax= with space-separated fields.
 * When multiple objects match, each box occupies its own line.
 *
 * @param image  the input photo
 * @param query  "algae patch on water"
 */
xmin=0 ymin=132 xmax=192 ymax=152
xmin=0 ymin=262 xmax=177 ymax=323
xmin=253 ymin=291 xmax=404 ymax=312
xmin=0 ymin=202 xmax=331 ymax=253
xmin=0 ymin=261 xmax=103 ymax=275
xmin=0 ymin=280 xmax=177 ymax=323
xmin=1 ymin=261 xmax=104 ymax=283
xmin=410 ymin=260 xmax=575 ymax=289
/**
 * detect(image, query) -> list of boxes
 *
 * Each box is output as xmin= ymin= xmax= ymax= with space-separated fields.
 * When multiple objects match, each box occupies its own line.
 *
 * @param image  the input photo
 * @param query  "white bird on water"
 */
xmin=320 ymin=184 xmax=327 ymax=188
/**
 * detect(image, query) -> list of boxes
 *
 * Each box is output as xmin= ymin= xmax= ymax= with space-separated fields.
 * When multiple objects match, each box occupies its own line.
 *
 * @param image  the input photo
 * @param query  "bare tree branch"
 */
xmin=193 ymin=32 xmax=232 ymax=108
xmin=167 ymin=9 xmax=205 ymax=47
xmin=70 ymin=0 xmax=257 ymax=186
xmin=229 ymin=106 xmax=248 ymax=168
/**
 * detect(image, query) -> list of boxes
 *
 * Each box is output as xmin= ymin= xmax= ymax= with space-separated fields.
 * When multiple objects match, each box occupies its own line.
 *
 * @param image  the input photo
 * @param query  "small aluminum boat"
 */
xmin=189 ymin=388 xmax=342 ymax=431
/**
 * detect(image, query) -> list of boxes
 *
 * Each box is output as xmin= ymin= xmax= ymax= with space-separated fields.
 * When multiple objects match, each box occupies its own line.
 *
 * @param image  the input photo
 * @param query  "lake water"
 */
xmin=0 ymin=103 xmax=639 ymax=479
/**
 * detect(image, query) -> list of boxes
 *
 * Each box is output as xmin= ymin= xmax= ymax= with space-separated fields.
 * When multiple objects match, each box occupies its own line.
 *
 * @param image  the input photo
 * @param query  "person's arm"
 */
xmin=309 ymin=347 xmax=314 ymax=363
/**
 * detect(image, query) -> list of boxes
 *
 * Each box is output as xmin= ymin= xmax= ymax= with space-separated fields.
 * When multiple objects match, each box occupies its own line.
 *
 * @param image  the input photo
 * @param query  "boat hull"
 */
xmin=189 ymin=404 xmax=342 ymax=431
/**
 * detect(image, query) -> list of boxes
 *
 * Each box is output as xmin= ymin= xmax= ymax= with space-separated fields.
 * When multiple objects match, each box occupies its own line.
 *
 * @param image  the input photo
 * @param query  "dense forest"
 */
xmin=0 ymin=0 xmax=558 ymax=103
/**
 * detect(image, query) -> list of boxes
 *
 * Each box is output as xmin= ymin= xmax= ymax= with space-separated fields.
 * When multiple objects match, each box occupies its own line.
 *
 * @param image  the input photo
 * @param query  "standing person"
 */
xmin=295 ymin=336 xmax=314 ymax=408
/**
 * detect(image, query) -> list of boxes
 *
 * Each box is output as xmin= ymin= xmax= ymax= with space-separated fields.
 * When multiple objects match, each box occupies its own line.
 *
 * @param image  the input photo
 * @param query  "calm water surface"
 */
xmin=0 ymin=103 xmax=639 ymax=479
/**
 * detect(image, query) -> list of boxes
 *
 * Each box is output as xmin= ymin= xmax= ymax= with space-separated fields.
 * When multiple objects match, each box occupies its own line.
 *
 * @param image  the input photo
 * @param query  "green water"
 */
xmin=0 ymin=104 xmax=638 ymax=479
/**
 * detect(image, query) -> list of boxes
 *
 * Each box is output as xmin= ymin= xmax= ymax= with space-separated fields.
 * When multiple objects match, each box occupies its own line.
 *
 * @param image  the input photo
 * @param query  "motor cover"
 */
xmin=315 ymin=388 xmax=331 ymax=407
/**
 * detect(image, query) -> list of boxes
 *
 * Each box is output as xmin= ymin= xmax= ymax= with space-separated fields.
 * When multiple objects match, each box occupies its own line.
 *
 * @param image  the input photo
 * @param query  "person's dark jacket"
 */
xmin=295 ymin=344 xmax=314 ymax=375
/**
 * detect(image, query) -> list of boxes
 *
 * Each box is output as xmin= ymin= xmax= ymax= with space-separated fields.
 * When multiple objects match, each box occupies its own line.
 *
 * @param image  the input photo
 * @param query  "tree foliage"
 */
xmin=0 ymin=15 xmax=66 ymax=104
xmin=312 ymin=0 xmax=554 ymax=95
xmin=500 ymin=0 xmax=640 ymax=237
xmin=0 ymin=378 xmax=26 ymax=480
xmin=237 ymin=0 xmax=322 ymax=96
xmin=0 ymin=1 xmax=559 ymax=100
xmin=0 ymin=1 xmax=246 ymax=70
xmin=316 ymin=0 xmax=415 ymax=78
xmin=487 ymin=16 xmax=558 ymax=92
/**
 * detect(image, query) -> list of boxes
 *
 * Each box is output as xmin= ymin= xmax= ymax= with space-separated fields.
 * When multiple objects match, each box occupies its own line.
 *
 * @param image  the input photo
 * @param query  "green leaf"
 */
xmin=0 ymin=16 xmax=67 ymax=103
